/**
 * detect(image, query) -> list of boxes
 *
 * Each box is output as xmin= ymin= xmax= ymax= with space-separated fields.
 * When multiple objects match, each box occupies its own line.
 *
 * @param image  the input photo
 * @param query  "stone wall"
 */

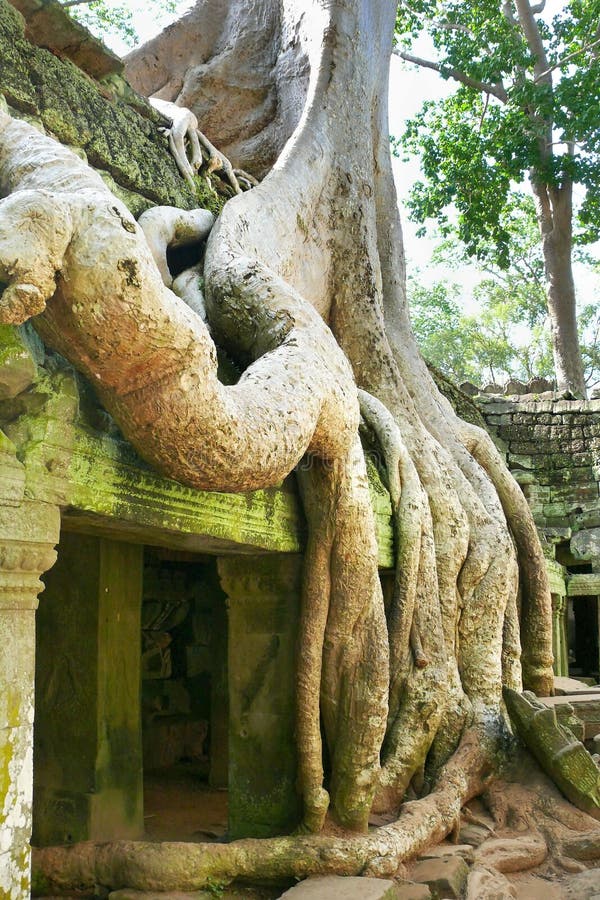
xmin=478 ymin=393 xmax=600 ymax=538
xmin=477 ymin=391 xmax=600 ymax=679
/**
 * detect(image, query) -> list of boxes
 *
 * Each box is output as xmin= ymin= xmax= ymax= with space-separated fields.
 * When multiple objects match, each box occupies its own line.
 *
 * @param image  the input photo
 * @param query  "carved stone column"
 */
xmin=218 ymin=554 xmax=302 ymax=839
xmin=33 ymin=533 xmax=144 ymax=847
xmin=551 ymin=593 xmax=569 ymax=677
xmin=0 ymin=498 xmax=59 ymax=900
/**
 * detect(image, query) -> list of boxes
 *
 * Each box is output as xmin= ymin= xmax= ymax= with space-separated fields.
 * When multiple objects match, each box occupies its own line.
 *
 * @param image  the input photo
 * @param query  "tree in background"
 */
xmin=396 ymin=0 xmax=600 ymax=398
xmin=408 ymin=194 xmax=600 ymax=389
xmin=59 ymin=0 xmax=175 ymax=46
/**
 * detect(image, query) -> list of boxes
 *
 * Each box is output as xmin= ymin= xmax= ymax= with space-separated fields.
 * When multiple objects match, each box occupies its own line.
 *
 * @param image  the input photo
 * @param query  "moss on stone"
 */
xmin=0 ymin=0 xmax=226 ymax=216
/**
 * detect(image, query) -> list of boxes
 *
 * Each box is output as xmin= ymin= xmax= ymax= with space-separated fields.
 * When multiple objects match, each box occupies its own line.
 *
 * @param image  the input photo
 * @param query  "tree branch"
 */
xmin=60 ymin=0 xmax=98 ymax=8
xmin=394 ymin=50 xmax=508 ymax=101
xmin=514 ymin=0 xmax=551 ymax=83
xmin=534 ymin=37 xmax=600 ymax=82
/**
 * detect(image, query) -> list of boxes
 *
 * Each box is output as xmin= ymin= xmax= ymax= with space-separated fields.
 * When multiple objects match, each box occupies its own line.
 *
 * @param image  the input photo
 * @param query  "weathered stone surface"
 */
xmin=109 ymin=892 xmax=218 ymax=899
xmin=474 ymin=835 xmax=547 ymax=873
xmin=561 ymin=829 xmax=600 ymax=861
xmin=466 ymin=864 xmax=516 ymax=899
xmin=0 ymin=0 xmax=218 ymax=213
xmin=392 ymin=884 xmax=432 ymax=900
xmin=421 ymin=843 xmax=475 ymax=863
xmin=567 ymin=574 xmax=600 ymax=597
xmin=0 ymin=324 xmax=37 ymax=400
xmin=459 ymin=823 xmax=493 ymax=846
xmin=221 ymin=556 xmax=303 ymax=839
xmin=277 ymin=875 xmax=403 ymax=898
xmin=410 ymin=856 xmax=469 ymax=898
xmin=562 ymin=867 xmax=600 ymax=899
xmin=555 ymin=676 xmax=597 ymax=695
xmin=504 ymin=380 xmax=528 ymax=396
xmin=571 ymin=528 xmax=600 ymax=560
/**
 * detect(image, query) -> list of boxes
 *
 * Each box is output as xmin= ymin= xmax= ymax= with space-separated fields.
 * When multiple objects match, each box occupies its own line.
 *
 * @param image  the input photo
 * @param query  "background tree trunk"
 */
xmin=531 ymin=177 xmax=587 ymax=398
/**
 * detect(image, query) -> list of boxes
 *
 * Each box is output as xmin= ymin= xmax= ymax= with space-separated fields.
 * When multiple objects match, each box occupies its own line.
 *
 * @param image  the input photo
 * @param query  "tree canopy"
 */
xmin=408 ymin=194 xmax=600 ymax=389
xmin=396 ymin=0 xmax=600 ymax=396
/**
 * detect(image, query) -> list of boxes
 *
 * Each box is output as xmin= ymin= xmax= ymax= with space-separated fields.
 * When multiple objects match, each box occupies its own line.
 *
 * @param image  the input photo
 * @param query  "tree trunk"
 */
xmin=531 ymin=178 xmax=587 ymax=398
xmin=0 ymin=0 xmax=556 ymax=890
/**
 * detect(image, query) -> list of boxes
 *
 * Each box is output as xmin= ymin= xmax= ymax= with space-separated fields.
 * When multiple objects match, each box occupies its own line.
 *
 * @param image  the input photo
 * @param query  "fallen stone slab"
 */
xmin=409 ymin=855 xmax=469 ymax=898
xmin=562 ymin=867 xmax=600 ymax=899
xmin=474 ymin=835 xmax=547 ymax=873
xmin=561 ymin=828 xmax=600 ymax=860
xmin=459 ymin=823 xmax=492 ymax=847
xmin=109 ymin=892 xmax=218 ymax=899
xmin=420 ymin=842 xmax=475 ymax=863
xmin=466 ymin=864 xmax=516 ymax=899
xmin=390 ymin=884 xmax=431 ymax=900
xmin=109 ymin=892 xmax=230 ymax=899
xmin=277 ymin=875 xmax=403 ymax=899
xmin=507 ymin=874 xmax=565 ymax=900
xmin=554 ymin=676 xmax=598 ymax=695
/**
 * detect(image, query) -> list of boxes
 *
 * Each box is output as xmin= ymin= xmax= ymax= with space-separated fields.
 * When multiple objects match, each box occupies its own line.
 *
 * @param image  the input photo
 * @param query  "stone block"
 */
xmin=0 ymin=324 xmax=37 ymax=401
xmin=571 ymin=528 xmax=600 ymax=560
xmin=459 ymin=823 xmax=492 ymax=847
xmin=466 ymin=864 xmax=516 ymax=899
xmin=563 ymin=867 xmax=600 ymax=899
xmin=474 ymin=835 xmax=547 ymax=873
xmin=277 ymin=875 xmax=404 ymax=899
xmin=392 ymin=884 xmax=432 ymax=900
xmin=421 ymin=843 xmax=474 ymax=863
xmin=410 ymin=856 xmax=469 ymax=898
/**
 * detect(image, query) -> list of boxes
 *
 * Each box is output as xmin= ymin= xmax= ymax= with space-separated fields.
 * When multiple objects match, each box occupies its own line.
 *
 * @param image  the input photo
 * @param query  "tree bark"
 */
xmin=0 ymin=0 xmax=556 ymax=890
xmin=531 ymin=177 xmax=587 ymax=398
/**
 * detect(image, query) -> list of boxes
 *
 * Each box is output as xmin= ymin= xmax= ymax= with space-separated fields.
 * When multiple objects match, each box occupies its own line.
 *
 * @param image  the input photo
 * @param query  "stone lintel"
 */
xmin=567 ymin=573 xmax=600 ymax=597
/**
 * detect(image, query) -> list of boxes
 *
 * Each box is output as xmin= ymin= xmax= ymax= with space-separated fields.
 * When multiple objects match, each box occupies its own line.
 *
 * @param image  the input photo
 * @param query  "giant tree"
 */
xmin=396 ymin=0 xmax=600 ymax=399
xmin=3 ymin=0 xmax=595 ymax=892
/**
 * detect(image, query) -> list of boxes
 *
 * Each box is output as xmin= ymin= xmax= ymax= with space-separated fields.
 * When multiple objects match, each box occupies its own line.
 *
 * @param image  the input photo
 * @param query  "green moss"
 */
xmin=0 ymin=0 xmax=226 ymax=216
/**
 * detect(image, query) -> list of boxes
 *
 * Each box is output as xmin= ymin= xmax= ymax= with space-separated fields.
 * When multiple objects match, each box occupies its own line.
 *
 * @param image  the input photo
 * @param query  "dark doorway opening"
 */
xmin=141 ymin=549 xmax=229 ymax=842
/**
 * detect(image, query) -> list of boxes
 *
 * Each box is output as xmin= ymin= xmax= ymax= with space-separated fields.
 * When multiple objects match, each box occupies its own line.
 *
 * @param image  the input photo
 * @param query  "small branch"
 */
xmin=478 ymin=93 xmax=490 ymax=133
xmin=534 ymin=37 xmax=600 ymax=82
xmin=502 ymin=2 xmax=518 ymax=28
xmin=436 ymin=21 xmax=475 ymax=38
xmin=60 ymin=0 xmax=97 ymax=8
xmin=514 ymin=0 xmax=551 ymax=83
xmin=394 ymin=50 xmax=508 ymax=101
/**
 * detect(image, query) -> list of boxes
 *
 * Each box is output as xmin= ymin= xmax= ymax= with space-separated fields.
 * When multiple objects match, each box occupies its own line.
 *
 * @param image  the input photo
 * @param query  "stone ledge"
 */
xmin=0 ymin=331 xmax=394 ymax=564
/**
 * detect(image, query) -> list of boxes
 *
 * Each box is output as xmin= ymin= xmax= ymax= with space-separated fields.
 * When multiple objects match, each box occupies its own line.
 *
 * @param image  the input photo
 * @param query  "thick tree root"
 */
xmin=32 ymin=727 xmax=492 ymax=894
xmin=458 ymin=422 xmax=554 ymax=696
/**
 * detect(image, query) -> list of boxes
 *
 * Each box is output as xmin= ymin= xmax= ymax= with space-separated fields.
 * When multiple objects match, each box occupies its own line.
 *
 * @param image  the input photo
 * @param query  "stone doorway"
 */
xmin=140 ymin=549 xmax=229 ymax=842
xmin=32 ymin=533 xmax=228 ymax=847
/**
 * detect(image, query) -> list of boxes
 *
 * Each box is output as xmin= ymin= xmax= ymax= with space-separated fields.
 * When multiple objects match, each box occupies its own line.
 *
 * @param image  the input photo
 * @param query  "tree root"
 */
xmin=458 ymin=422 xmax=554 ymax=696
xmin=150 ymin=97 xmax=243 ymax=194
xmin=32 ymin=726 xmax=493 ymax=894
